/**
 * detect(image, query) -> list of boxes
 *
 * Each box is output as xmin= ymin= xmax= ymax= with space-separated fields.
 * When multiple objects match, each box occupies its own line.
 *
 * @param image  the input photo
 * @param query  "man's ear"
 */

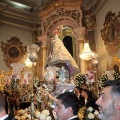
xmin=68 ymin=107 xmax=73 ymax=113
xmin=115 ymin=97 xmax=120 ymax=110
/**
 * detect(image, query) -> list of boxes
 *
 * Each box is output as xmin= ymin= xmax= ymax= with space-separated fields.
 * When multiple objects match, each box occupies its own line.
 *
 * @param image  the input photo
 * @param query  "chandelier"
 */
xmin=79 ymin=42 xmax=95 ymax=60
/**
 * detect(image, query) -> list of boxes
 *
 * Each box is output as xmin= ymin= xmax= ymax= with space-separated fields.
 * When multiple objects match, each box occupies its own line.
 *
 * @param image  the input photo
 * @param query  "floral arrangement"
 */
xmin=74 ymin=73 xmax=86 ymax=86
xmin=14 ymin=108 xmax=56 ymax=120
xmin=99 ymin=74 xmax=108 ymax=87
xmin=99 ymin=71 xmax=120 ymax=88
xmin=78 ymin=106 xmax=99 ymax=120
xmin=113 ymin=72 xmax=120 ymax=80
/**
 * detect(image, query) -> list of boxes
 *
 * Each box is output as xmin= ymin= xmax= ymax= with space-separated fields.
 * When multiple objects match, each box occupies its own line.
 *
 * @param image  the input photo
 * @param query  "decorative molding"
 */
xmin=42 ymin=8 xmax=81 ymax=32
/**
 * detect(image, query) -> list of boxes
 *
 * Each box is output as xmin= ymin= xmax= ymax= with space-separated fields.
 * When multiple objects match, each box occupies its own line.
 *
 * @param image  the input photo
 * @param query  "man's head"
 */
xmin=0 ymin=91 xmax=5 ymax=112
xmin=81 ymin=84 xmax=88 ymax=89
xmin=96 ymin=80 xmax=120 ymax=120
xmin=54 ymin=92 xmax=79 ymax=120
xmin=81 ymin=89 xmax=88 ymax=99
xmin=74 ymin=86 xmax=82 ymax=97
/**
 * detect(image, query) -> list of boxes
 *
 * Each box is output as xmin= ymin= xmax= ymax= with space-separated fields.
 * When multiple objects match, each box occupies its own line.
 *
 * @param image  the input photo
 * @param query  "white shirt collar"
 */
xmin=85 ymin=99 xmax=87 ymax=105
xmin=0 ymin=114 xmax=8 ymax=120
xmin=68 ymin=115 xmax=78 ymax=120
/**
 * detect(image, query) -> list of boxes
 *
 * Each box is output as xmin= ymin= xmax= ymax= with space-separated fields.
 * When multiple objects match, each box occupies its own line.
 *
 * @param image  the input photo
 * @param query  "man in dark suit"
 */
xmin=0 ymin=91 xmax=15 ymax=120
xmin=80 ymin=89 xmax=98 ymax=110
xmin=54 ymin=92 xmax=79 ymax=120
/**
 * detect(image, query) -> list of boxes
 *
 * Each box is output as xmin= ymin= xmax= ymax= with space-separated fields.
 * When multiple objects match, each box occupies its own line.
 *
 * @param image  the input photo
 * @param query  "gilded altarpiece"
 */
xmin=35 ymin=0 xmax=87 ymax=80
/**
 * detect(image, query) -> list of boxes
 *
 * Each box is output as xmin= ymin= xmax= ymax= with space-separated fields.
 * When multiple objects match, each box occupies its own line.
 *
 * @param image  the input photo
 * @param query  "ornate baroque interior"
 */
xmin=0 ymin=0 xmax=120 ymax=119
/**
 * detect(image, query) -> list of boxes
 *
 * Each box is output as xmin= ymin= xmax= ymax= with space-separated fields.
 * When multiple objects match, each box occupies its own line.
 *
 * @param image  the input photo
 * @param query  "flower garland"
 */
xmin=74 ymin=73 xmax=86 ymax=87
xmin=99 ymin=72 xmax=120 ymax=87
xmin=99 ymin=74 xmax=108 ymax=87
xmin=113 ymin=72 xmax=120 ymax=80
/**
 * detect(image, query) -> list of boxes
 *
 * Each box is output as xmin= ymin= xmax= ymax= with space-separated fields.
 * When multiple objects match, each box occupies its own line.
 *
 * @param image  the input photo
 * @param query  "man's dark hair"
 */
xmin=75 ymin=86 xmax=83 ymax=91
xmin=0 ymin=91 xmax=5 ymax=112
xmin=81 ymin=89 xmax=89 ymax=94
xmin=103 ymin=79 xmax=120 ymax=97
xmin=81 ymin=83 xmax=88 ymax=88
xmin=57 ymin=92 xmax=79 ymax=115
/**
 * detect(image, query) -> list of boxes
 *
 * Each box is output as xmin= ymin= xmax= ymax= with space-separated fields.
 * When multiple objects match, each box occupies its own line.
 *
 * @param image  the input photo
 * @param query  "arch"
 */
xmin=63 ymin=36 xmax=73 ymax=56
xmin=45 ymin=17 xmax=79 ymax=60
xmin=46 ymin=17 xmax=79 ymax=37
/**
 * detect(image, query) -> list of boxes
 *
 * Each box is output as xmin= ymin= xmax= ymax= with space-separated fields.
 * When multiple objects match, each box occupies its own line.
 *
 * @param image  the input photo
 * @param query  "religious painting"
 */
xmin=1 ymin=36 xmax=27 ymax=69
xmin=101 ymin=11 xmax=120 ymax=56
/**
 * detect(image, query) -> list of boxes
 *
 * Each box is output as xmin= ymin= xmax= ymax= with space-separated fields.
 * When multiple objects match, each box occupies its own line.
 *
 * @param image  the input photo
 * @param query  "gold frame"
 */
xmin=101 ymin=11 xmax=120 ymax=56
xmin=1 ymin=36 xmax=27 ymax=69
xmin=7 ymin=45 xmax=20 ymax=61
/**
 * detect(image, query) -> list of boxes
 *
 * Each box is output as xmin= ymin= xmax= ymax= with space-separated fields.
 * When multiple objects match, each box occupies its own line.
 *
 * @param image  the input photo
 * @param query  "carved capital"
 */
xmin=73 ymin=27 xmax=86 ymax=40
xmin=37 ymin=36 xmax=47 ymax=46
xmin=41 ymin=46 xmax=47 ymax=50
xmin=78 ymin=39 xmax=84 ymax=43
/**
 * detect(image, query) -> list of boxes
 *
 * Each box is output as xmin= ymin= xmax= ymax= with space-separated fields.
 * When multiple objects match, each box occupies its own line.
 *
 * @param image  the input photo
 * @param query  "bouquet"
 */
xmin=74 ymin=73 xmax=86 ymax=86
xmin=78 ymin=106 xmax=99 ymax=120
xmin=14 ymin=108 xmax=55 ymax=120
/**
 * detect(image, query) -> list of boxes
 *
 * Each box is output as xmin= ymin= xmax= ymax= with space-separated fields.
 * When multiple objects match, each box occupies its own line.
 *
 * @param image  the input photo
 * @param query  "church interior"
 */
xmin=0 ymin=0 xmax=120 ymax=120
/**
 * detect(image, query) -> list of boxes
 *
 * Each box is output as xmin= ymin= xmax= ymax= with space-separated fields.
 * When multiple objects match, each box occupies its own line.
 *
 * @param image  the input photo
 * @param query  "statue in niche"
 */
xmin=46 ymin=29 xmax=79 ymax=76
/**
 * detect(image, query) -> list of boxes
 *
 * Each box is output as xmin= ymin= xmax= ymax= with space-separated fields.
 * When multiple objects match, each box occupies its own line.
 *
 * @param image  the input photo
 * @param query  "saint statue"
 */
xmin=46 ymin=29 xmax=79 ymax=76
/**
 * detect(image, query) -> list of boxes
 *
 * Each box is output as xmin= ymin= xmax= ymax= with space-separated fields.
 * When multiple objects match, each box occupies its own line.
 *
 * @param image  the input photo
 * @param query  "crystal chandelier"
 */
xmin=79 ymin=42 xmax=95 ymax=60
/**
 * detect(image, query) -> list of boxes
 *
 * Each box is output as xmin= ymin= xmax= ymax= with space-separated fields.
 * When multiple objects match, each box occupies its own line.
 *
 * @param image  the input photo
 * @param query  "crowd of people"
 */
xmin=54 ymin=79 xmax=120 ymax=120
xmin=0 ymin=79 xmax=120 ymax=120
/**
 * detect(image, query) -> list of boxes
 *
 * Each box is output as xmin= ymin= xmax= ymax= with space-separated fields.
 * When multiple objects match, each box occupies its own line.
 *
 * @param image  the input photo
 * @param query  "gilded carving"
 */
xmin=111 ymin=56 xmax=120 ymax=68
xmin=43 ymin=8 xmax=81 ymax=31
xmin=83 ymin=14 xmax=96 ymax=31
xmin=101 ymin=11 xmax=120 ymax=56
xmin=1 ymin=37 xmax=27 ymax=69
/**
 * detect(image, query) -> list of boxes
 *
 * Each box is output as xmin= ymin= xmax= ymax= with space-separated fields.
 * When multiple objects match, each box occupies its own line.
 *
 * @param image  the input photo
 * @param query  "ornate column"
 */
xmin=37 ymin=36 xmax=47 ymax=81
xmin=73 ymin=27 xmax=87 ymax=73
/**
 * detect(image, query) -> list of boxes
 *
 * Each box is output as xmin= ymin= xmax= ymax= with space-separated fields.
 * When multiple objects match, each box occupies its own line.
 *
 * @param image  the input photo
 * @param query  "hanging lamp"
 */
xmin=79 ymin=42 xmax=95 ymax=60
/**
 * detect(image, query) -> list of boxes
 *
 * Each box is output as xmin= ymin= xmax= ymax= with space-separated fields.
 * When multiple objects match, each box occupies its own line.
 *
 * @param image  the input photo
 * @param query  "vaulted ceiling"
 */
xmin=0 ymin=0 xmax=108 ymax=14
xmin=0 ymin=0 xmax=108 ymax=30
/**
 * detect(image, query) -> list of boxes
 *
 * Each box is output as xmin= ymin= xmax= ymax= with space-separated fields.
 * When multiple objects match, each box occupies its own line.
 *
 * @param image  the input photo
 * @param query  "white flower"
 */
xmin=26 ymin=114 xmax=31 ymax=119
xmin=20 ymin=115 xmax=26 ymax=120
xmin=46 ymin=116 xmax=52 ymax=120
xmin=15 ymin=116 xmax=20 ymax=120
xmin=52 ymin=110 xmax=57 ymax=120
xmin=34 ymin=110 xmax=41 ymax=118
xmin=25 ymin=108 xmax=28 ymax=112
xmin=19 ymin=109 xmax=25 ymax=115
xmin=39 ymin=113 xmax=46 ymax=120
xmin=94 ymin=110 xmax=99 ymax=116
xmin=87 ymin=107 xmax=94 ymax=112
xmin=88 ymin=113 xmax=95 ymax=119
xmin=41 ymin=110 xmax=50 ymax=116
